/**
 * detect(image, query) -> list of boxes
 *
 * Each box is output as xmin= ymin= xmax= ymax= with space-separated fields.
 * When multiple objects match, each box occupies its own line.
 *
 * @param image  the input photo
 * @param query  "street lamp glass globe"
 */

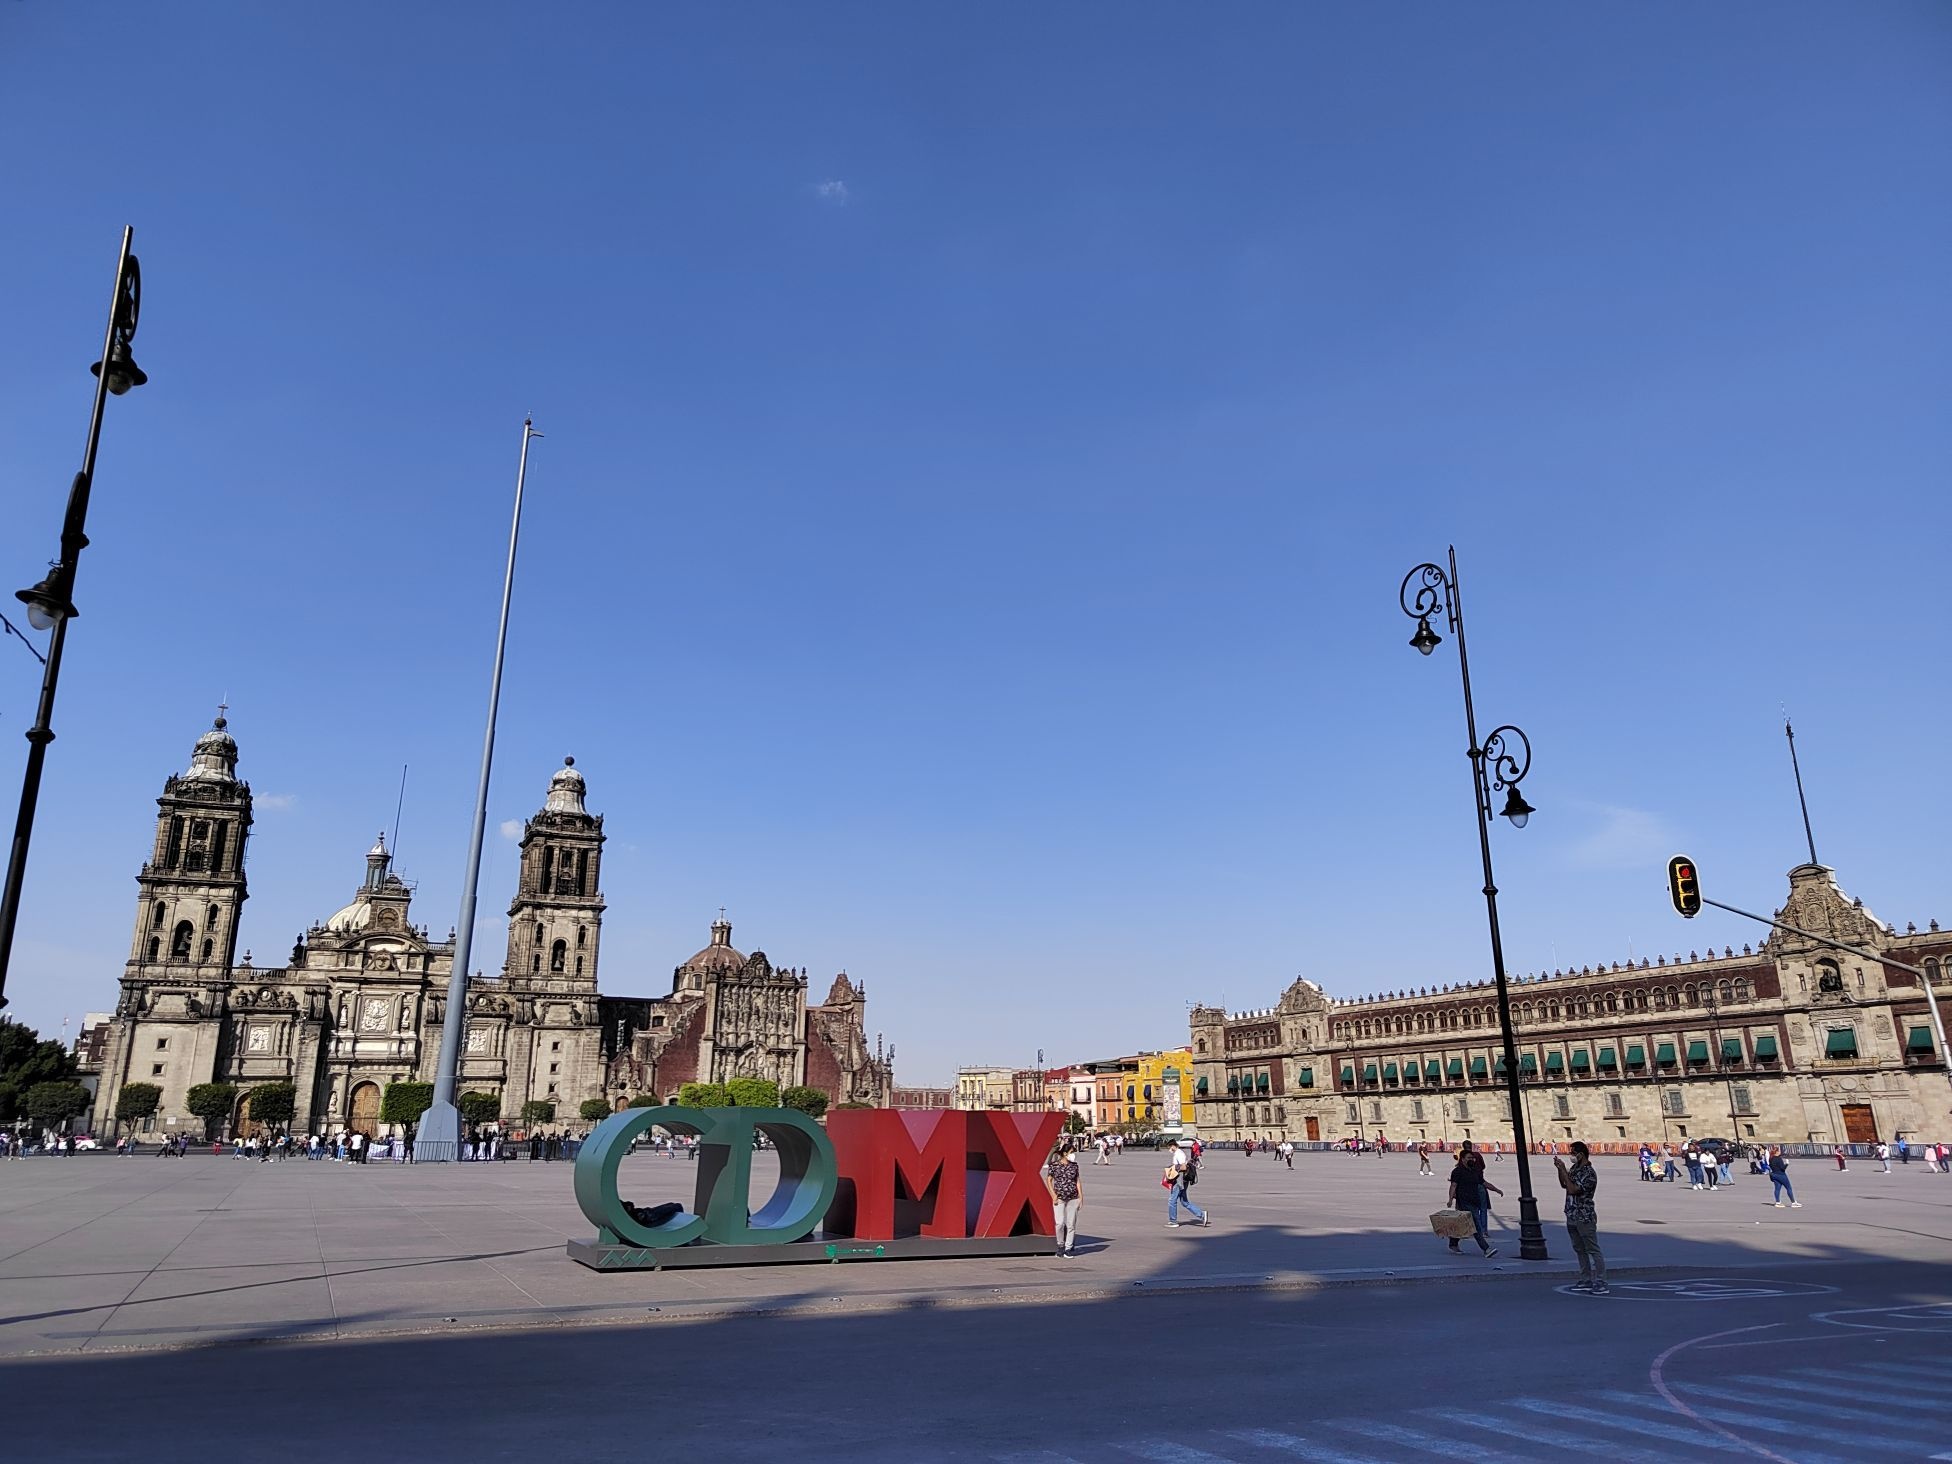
xmin=1500 ymin=786 xmax=1535 ymax=828
xmin=16 ymin=573 xmax=75 ymax=631
xmin=1409 ymin=618 xmax=1442 ymax=656
xmin=91 ymin=347 xmax=147 ymax=396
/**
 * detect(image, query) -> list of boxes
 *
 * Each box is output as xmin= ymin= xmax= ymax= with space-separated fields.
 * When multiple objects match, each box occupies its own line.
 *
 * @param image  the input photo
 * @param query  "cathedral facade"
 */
xmin=88 ymin=718 xmax=893 ymax=1139
xmin=597 ymin=919 xmax=894 ymax=1108
xmin=1188 ymin=863 xmax=1949 ymax=1150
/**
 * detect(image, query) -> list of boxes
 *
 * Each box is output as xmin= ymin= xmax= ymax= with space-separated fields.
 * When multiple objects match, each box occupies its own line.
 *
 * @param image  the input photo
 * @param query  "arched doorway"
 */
xmin=349 ymin=1082 xmax=381 ymax=1137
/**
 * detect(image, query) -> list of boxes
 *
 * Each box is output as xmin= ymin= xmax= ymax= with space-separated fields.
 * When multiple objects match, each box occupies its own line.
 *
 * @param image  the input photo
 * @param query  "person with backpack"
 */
xmin=1768 ymin=1147 xmax=1801 ymax=1207
xmin=1164 ymin=1142 xmax=1209 ymax=1228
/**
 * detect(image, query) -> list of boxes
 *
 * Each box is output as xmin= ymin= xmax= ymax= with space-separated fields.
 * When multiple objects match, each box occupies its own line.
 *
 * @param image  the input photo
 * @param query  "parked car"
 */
xmin=71 ymin=1135 xmax=100 ymax=1151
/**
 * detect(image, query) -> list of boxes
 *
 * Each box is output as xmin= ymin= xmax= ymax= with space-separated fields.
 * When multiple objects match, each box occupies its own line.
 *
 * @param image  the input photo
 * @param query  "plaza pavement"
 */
xmin=0 ymin=1145 xmax=1946 ymax=1358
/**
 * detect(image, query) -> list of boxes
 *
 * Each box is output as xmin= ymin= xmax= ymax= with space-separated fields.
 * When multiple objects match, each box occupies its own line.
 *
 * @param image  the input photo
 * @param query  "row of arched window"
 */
xmin=147 ymin=901 xmax=221 ymax=963
xmin=530 ymin=921 xmax=590 ymax=975
xmin=1328 ymin=979 xmax=1755 ymax=1040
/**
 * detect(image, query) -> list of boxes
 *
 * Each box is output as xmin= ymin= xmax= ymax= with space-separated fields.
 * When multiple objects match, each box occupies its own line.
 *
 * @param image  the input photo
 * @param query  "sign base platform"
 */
xmin=567 ymin=1233 xmax=1057 ymax=1271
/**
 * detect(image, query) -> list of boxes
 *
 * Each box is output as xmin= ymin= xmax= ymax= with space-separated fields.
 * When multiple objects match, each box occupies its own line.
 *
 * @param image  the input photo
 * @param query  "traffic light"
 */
xmin=1668 ymin=855 xmax=1701 ymax=918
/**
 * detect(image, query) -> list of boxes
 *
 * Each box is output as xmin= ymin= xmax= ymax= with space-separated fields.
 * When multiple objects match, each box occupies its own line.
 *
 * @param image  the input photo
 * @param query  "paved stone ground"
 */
xmin=1 ymin=1147 xmax=1945 ymax=1358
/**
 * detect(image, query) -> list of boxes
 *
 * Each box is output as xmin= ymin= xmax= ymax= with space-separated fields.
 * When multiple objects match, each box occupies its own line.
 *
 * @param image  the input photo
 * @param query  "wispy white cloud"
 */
xmin=257 ymin=793 xmax=298 ymax=812
xmin=1565 ymin=802 xmax=1676 ymax=871
xmin=499 ymin=819 xmax=523 ymax=841
xmin=813 ymin=179 xmax=850 ymax=205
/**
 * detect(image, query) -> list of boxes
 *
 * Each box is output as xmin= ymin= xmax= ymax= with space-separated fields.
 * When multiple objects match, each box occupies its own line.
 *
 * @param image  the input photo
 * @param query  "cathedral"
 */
xmin=88 ymin=717 xmax=894 ymax=1139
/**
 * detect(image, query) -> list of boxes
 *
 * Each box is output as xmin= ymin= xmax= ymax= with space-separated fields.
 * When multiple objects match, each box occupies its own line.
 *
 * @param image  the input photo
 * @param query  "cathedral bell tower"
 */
xmin=505 ymin=758 xmax=605 ymax=992
xmin=92 ymin=713 xmax=253 ymax=1134
xmin=128 ymin=713 xmax=252 ymax=987
xmin=498 ymin=759 xmax=606 ymax=1122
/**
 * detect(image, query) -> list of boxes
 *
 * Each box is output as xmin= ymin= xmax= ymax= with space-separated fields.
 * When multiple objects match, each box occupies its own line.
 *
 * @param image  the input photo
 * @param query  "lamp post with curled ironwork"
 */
xmin=1399 ymin=547 xmax=1549 ymax=1261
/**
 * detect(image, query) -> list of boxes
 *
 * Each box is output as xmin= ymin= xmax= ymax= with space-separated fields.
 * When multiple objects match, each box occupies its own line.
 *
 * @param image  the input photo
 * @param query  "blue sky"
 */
xmin=2 ymin=6 xmax=1947 ymax=1083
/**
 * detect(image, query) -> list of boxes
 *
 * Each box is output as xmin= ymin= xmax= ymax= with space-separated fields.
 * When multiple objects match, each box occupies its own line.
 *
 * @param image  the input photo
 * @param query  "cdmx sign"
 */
xmin=568 ymin=1106 xmax=1065 ymax=1270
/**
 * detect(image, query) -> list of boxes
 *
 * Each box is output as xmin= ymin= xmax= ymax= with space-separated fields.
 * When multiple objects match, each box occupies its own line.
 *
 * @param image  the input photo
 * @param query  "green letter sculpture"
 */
xmin=575 ymin=1105 xmax=838 ymax=1250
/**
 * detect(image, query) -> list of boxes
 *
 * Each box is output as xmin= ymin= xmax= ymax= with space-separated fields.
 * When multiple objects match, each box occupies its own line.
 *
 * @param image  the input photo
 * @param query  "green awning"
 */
xmin=1908 ymin=1027 xmax=1935 ymax=1053
xmin=1626 ymin=1044 xmax=1646 ymax=1067
xmin=1339 ymin=1066 xmax=1354 ymax=1087
xmin=1298 ymin=1067 xmax=1314 ymax=1088
xmin=1597 ymin=1046 xmax=1617 ymax=1069
xmin=1656 ymin=1042 xmax=1677 ymax=1066
xmin=1403 ymin=1063 xmax=1419 ymax=1084
xmin=1753 ymin=1035 xmax=1778 ymax=1060
xmin=1687 ymin=1040 xmax=1709 ymax=1064
xmin=1825 ymin=1029 xmax=1857 ymax=1058
xmin=1363 ymin=1064 xmax=1378 ymax=1083
xmin=1470 ymin=1056 xmax=1488 ymax=1077
xmin=1226 ymin=1075 xmax=1240 ymax=1094
xmin=1447 ymin=1058 xmax=1465 ymax=1078
xmin=1722 ymin=1038 xmax=1744 ymax=1061
xmin=1494 ymin=1055 xmax=1509 ymax=1076
xmin=1520 ymin=1053 xmax=1538 ymax=1076
xmin=1545 ymin=1052 xmax=1565 ymax=1073
xmin=1382 ymin=1063 xmax=1399 ymax=1084
xmin=1570 ymin=1050 xmax=1591 ymax=1071
xmin=1425 ymin=1060 xmax=1442 ymax=1080
xmin=1256 ymin=1072 xmax=1270 ymax=1092
xmin=1195 ymin=1076 xmax=1208 ymax=1095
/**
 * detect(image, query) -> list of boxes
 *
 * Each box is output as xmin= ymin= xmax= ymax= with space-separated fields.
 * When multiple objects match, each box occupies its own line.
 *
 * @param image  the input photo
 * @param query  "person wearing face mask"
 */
xmin=1444 ymin=1140 xmax=1500 ymax=1259
xmin=1044 ymin=1142 xmax=1084 ymax=1257
xmin=1554 ymin=1140 xmax=1607 ymax=1295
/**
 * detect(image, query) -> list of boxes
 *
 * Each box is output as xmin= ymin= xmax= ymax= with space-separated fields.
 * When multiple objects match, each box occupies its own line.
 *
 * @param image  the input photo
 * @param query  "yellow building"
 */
xmin=1131 ymin=1049 xmax=1197 ymax=1134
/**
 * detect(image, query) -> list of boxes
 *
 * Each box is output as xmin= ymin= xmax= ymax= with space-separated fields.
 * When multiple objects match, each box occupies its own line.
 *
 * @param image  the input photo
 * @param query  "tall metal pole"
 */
xmin=413 ymin=417 xmax=539 ymax=1163
xmin=0 ymin=228 xmax=140 ymax=1012
xmin=1439 ymin=548 xmax=1548 ymax=1259
xmin=1785 ymin=719 xmax=1819 ymax=867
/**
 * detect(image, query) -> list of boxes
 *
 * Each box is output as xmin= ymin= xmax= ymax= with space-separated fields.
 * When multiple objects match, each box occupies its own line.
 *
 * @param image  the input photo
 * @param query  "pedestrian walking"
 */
xmin=1044 ymin=1142 xmax=1083 ymax=1257
xmin=1876 ymin=1141 xmax=1890 ymax=1173
xmin=1164 ymin=1142 xmax=1208 ymax=1228
xmin=1554 ymin=1140 xmax=1607 ymax=1295
xmin=1768 ymin=1146 xmax=1801 ymax=1207
xmin=1444 ymin=1140 xmax=1500 ymax=1259
xmin=1417 ymin=1142 xmax=1432 ymax=1176
xmin=1834 ymin=1144 xmax=1847 ymax=1171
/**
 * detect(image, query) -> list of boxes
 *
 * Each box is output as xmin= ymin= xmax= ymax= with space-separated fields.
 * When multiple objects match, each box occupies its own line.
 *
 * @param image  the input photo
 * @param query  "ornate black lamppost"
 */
xmin=1399 ymin=547 xmax=1548 ymax=1260
xmin=0 ymin=228 xmax=148 ymax=1012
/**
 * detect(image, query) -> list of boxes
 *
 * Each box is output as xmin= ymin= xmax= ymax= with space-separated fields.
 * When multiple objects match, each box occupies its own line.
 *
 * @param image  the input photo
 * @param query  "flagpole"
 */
xmin=414 ymin=417 xmax=540 ymax=1162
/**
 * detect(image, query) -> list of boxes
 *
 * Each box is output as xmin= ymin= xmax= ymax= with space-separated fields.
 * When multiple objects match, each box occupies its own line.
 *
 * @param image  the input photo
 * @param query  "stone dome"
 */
xmin=682 ymin=917 xmax=744 ymax=972
xmin=182 ymin=715 xmax=239 ymax=783
xmin=545 ymin=756 xmax=587 ymax=815
xmin=325 ymin=895 xmax=371 ymax=933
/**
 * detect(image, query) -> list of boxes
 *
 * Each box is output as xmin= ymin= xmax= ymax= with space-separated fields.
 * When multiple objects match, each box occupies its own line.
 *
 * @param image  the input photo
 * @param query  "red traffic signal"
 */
xmin=1668 ymin=855 xmax=1702 ymax=918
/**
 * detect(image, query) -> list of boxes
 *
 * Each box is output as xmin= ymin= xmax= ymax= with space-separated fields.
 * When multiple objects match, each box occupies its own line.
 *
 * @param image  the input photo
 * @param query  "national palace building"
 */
xmin=1188 ymin=862 xmax=1949 ymax=1149
xmin=88 ymin=716 xmax=892 ymax=1140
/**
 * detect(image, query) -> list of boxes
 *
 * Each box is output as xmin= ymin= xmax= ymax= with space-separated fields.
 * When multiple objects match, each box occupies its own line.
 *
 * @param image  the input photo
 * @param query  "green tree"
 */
xmin=626 ymin=1093 xmax=664 ymax=1108
xmin=835 ymin=1100 xmax=874 ymax=1110
xmin=458 ymin=1091 xmax=502 ymax=1128
xmin=244 ymin=1081 xmax=297 ymax=1130
xmin=1063 ymin=1112 xmax=1090 ymax=1135
xmin=114 ymin=1082 xmax=163 ymax=1136
xmin=781 ymin=1085 xmax=829 ymax=1119
xmin=380 ymin=1081 xmax=436 ymax=1134
xmin=186 ymin=1082 xmax=237 ymax=1141
xmin=677 ymin=1082 xmax=730 ymax=1108
xmin=521 ymin=1099 xmax=556 ymax=1127
xmin=577 ymin=1097 xmax=611 ymax=1124
xmin=24 ymin=1080 xmax=91 ymax=1130
xmin=0 ymin=1022 xmax=79 ymax=1121
xmin=724 ymin=1077 xmax=779 ymax=1108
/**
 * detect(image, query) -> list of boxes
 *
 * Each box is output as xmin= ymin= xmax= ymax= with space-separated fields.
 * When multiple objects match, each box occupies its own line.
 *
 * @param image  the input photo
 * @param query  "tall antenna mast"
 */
xmin=1785 ymin=715 xmax=1818 ymax=866
xmin=390 ymin=764 xmax=408 ymax=867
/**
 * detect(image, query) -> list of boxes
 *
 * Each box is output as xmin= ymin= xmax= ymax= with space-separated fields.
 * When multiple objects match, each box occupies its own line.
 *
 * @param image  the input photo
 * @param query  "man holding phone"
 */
xmin=1554 ymin=1140 xmax=1607 ymax=1294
